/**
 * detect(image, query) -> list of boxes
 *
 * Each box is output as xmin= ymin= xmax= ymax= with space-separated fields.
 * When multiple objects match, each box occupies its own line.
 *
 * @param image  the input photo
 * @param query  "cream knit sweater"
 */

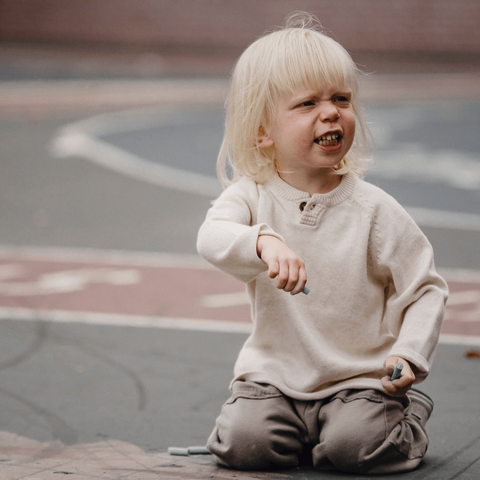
xmin=197 ymin=172 xmax=448 ymax=400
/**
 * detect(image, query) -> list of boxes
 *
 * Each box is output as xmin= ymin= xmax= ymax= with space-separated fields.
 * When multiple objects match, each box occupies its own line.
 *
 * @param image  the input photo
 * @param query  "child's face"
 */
xmin=262 ymin=85 xmax=355 ymax=181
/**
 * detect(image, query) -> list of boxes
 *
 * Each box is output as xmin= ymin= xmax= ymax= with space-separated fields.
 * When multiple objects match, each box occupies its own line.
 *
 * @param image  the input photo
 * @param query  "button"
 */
xmin=299 ymin=202 xmax=307 ymax=212
xmin=310 ymin=204 xmax=316 ymax=210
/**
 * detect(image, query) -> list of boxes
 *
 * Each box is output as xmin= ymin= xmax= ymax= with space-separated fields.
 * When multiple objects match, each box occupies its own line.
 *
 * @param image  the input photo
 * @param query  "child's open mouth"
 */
xmin=314 ymin=132 xmax=341 ymax=147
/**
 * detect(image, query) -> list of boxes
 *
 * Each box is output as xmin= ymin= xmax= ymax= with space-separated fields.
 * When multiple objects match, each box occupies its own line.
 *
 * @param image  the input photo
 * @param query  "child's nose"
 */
xmin=319 ymin=102 xmax=340 ymax=122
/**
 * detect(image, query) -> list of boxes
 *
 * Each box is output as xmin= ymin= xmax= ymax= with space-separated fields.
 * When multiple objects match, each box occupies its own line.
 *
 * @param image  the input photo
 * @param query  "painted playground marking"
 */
xmin=50 ymin=105 xmax=480 ymax=231
xmin=0 ymin=246 xmax=479 ymax=344
xmin=50 ymin=106 xmax=223 ymax=198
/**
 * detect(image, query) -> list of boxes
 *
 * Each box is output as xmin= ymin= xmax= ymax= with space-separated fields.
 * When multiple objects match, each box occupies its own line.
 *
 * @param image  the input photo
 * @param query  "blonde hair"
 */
xmin=217 ymin=12 xmax=372 ymax=187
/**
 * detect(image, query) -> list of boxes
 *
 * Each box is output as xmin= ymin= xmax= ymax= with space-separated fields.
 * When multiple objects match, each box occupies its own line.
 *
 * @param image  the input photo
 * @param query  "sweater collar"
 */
xmin=266 ymin=171 xmax=357 ymax=207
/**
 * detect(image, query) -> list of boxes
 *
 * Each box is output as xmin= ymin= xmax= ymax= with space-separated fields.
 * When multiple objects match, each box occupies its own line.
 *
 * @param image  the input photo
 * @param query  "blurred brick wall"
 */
xmin=0 ymin=0 xmax=479 ymax=53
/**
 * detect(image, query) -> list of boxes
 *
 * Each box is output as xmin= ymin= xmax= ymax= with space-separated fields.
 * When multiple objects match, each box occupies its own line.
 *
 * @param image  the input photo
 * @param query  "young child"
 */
xmin=197 ymin=12 xmax=448 ymax=475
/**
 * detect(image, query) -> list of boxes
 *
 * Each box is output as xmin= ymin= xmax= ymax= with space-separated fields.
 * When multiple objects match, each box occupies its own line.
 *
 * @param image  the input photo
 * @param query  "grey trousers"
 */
xmin=207 ymin=381 xmax=429 ymax=474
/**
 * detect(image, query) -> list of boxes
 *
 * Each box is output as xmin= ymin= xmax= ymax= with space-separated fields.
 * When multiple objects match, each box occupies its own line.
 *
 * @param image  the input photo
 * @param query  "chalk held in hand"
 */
xmin=188 ymin=446 xmax=211 ymax=455
xmin=390 ymin=362 xmax=403 ymax=382
xmin=168 ymin=446 xmax=211 ymax=456
xmin=302 ymin=286 xmax=310 ymax=295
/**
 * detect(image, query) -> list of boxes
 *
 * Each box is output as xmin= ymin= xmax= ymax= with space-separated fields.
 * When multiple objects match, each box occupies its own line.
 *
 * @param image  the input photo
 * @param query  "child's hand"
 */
xmin=381 ymin=356 xmax=416 ymax=397
xmin=256 ymin=235 xmax=307 ymax=295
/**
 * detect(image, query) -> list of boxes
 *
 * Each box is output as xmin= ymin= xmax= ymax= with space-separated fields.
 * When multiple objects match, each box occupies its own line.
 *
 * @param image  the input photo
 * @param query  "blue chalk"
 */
xmin=168 ymin=447 xmax=190 ymax=456
xmin=302 ymin=286 xmax=310 ymax=295
xmin=188 ymin=446 xmax=211 ymax=455
xmin=390 ymin=362 xmax=403 ymax=381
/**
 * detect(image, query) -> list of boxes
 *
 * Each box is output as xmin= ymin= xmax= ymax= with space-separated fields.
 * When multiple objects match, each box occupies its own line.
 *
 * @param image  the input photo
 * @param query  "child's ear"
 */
xmin=256 ymin=126 xmax=274 ymax=148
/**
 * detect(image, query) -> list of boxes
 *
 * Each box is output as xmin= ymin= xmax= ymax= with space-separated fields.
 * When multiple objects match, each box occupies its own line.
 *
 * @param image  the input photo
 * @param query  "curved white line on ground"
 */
xmin=369 ymin=148 xmax=480 ymax=191
xmin=406 ymin=207 xmax=480 ymax=232
xmin=53 ymin=128 xmax=222 ymax=197
xmin=51 ymin=106 xmax=223 ymax=197
xmin=51 ymin=106 xmax=480 ymax=228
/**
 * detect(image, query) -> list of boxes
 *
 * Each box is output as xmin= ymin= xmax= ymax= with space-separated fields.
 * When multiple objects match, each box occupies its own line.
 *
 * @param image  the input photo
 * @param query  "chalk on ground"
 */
xmin=168 ymin=447 xmax=190 ymax=456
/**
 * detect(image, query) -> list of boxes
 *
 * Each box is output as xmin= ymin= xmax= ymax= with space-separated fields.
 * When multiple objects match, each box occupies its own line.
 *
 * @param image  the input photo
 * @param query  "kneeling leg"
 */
xmin=207 ymin=381 xmax=307 ymax=470
xmin=313 ymin=389 xmax=428 ymax=474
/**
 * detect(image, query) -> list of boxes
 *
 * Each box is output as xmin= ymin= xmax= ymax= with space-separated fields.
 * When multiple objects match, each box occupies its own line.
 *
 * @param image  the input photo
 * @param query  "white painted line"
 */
xmin=51 ymin=106 xmax=224 ymax=197
xmin=359 ymin=72 xmax=480 ymax=103
xmin=0 ymin=265 xmax=142 ymax=296
xmin=447 ymin=290 xmax=480 ymax=306
xmin=0 ymin=79 xmax=229 ymax=111
xmin=201 ymin=291 xmax=249 ymax=308
xmin=52 ymin=105 xmax=199 ymax=137
xmin=51 ymin=102 xmax=480 ymax=223
xmin=1 ymin=246 xmax=479 ymax=342
xmin=369 ymin=146 xmax=480 ymax=191
xmin=439 ymin=334 xmax=480 ymax=346
xmin=0 ymin=244 xmax=214 ymax=270
xmin=0 ymin=307 xmax=253 ymax=335
xmin=444 ymin=308 xmax=480 ymax=323
xmin=2 ymin=247 xmax=480 ymax=277
xmin=1 ymin=307 xmax=479 ymax=343
xmin=438 ymin=268 xmax=480 ymax=283
xmin=406 ymin=207 xmax=480 ymax=232
xmin=52 ymin=126 xmax=222 ymax=198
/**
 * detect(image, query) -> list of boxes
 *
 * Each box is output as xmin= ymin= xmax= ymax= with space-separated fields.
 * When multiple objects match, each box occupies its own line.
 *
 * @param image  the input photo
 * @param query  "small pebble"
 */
xmin=465 ymin=350 xmax=480 ymax=359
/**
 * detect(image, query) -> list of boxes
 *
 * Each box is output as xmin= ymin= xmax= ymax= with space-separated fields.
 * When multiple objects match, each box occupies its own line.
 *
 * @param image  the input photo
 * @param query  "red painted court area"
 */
xmin=0 ymin=252 xmax=251 ymax=324
xmin=0 ymin=249 xmax=479 ymax=338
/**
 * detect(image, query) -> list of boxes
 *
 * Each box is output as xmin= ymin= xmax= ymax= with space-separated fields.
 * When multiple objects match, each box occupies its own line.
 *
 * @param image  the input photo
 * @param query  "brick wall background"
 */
xmin=0 ymin=0 xmax=479 ymax=54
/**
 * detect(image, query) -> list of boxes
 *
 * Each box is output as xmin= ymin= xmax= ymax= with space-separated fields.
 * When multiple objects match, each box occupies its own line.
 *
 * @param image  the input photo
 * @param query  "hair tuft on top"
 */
xmin=284 ymin=11 xmax=321 ymax=31
xmin=217 ymin=11 xmax=373 ymax=188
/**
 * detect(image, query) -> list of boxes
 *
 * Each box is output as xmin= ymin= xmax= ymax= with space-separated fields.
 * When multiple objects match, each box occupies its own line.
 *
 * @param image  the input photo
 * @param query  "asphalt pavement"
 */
xmin=0 ymin=43 xmax=479 ymax=479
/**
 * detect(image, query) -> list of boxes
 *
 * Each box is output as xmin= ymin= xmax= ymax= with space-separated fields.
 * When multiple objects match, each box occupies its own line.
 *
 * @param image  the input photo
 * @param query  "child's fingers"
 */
xmin=384 ymin=363 xmax=395 ymax=378
xmin=382 ymin=358 xmax=416 ymax=396
xmin=275 ymin=258 xmax=290 ymax=290
xmin=277 ymin=258 xmax=306 ymax=293
xmin=259 ymin=238 xmax=306 ymax=294
xmin=290 ymin=264 xmax=308 ymax=295
xmin=381 ymin=375 xmax=413 ymax=396
xmin=283 ymin=265 xmax=299 ymax=292
xmin=267 ymin=260 xmax=280 ymax=279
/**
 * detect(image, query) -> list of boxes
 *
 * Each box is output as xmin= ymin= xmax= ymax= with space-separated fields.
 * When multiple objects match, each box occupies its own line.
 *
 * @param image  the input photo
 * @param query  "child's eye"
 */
xmin=301 ymin=100 xmax=315 ymax=107
xmin=334 ymin=96 xmax=350 ymax=104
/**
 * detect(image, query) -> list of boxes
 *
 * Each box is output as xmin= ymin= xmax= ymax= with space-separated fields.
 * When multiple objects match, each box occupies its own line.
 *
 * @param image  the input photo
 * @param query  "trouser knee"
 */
xmin=207 ymin=381 xmax=305 ymax=470
xmin=208 ymin=422 xmax=279 ymax=470
xmin=314 ymin=389 xmax=426 ymax=474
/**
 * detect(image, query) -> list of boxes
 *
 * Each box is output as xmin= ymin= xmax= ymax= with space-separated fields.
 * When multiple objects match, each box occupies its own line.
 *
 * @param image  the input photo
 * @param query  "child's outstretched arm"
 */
xmin=381 ymin=356 xmax=416 ymax=397
xmin=256 ymin=235 xmax=307 ymax=295
xmin=197 ymin=178 xmax=289 ymax=284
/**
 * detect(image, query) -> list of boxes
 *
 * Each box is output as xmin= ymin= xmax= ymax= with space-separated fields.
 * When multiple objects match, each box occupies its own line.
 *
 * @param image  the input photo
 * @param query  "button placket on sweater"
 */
xmin=299 ymin=200 xmax=324 ymax=226
xmin=266 ymin=172 xmax=357 ymax=227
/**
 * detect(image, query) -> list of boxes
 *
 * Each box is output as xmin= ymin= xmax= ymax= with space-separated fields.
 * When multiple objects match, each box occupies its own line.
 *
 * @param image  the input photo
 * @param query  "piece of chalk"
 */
xmin=390 ymin=362 xmax=404 ymax=381
xmin=168 ymin=447 xmax=190 ymax=456
xmin=302 ymin=286 xmax=310 ymax=295
xmin=188 ymin=446 xmax=211 ymax=455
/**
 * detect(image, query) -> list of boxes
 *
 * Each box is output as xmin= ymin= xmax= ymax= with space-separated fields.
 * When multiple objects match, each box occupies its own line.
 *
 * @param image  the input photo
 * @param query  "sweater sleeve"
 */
xmin=197 ymin=178 xmax=285 ymax=283
xmin=371 ymin=194 xmax=449 ymax=382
